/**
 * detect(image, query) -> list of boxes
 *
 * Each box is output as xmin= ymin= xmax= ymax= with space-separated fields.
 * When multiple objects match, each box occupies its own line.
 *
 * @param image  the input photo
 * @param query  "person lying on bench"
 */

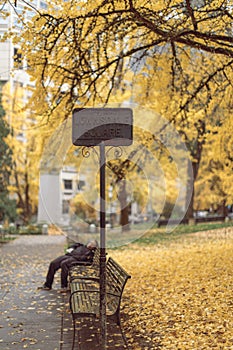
xmin=38 ymin=240 xmax=98 ymax=292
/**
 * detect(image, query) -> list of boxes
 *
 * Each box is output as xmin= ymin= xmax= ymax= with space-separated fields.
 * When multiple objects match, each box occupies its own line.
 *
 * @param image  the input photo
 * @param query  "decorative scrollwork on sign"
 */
xmin=81 ymin=146 xmax=91 ymax=158
xmin=81 ymin=146 xmax=99 ymax=161
xmin=81 ymin=145 xmax=124 ymax=168
xmin=106 ymin=146 xmax=123 ymax=159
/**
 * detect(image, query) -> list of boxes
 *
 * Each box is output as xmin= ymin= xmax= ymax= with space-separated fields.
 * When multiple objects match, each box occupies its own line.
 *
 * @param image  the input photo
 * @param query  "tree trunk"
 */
xmin=185 ymin=159 xmax=201 ymax=221
xmin=184 ymin=119 xmax=206 ymax=221
xmin=218 ymin=200 xmax=228 ymax=217
xmin=25 ymin=171 xmax=31 ymax=223
xmin=117 ymin=179 xmax=130 ymax=232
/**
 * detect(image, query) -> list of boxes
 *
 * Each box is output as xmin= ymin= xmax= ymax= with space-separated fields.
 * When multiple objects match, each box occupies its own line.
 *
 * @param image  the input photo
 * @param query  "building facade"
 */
xmin=0 ymin=1 xmax=48 ymax=86
xmin=37 ymin=167 xmax=85 ymax=226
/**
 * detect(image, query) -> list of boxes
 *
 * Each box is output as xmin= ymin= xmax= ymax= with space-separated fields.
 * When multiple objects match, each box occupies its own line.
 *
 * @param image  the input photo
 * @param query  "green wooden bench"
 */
xmin=69 ymin=257 xmax=131 ymax=349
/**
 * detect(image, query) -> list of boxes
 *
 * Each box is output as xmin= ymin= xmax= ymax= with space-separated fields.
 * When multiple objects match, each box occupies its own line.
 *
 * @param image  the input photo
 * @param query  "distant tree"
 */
xmin=134 ymin=49 xmax=232 ymax=219
xmin=2 ymin=83 xmax=39 ymax=224
xmin=195 ymin=115 xmax=233 ymax=216
xmin=0 ymin=87 xmax=17 ymax=222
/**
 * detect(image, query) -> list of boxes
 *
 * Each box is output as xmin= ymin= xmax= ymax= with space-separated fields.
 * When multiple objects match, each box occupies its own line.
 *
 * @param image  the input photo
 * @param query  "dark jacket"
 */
xmin=66 ymin=243 xmax=94 ymax=262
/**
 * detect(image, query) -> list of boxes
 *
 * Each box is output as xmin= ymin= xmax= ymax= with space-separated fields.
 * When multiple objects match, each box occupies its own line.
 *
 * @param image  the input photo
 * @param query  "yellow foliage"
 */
xmin=110 ymin=227 xmax=233 ymax=349
xmin=3 ymin=0 xmax=232 ymax=217
xmin=2 ymin=82 xmax=40 ymax=217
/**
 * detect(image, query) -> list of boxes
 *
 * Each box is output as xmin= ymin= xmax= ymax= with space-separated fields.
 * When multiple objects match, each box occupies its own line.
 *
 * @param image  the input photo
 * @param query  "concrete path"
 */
xmin=0 ymin=235 xmax=73 ymax=350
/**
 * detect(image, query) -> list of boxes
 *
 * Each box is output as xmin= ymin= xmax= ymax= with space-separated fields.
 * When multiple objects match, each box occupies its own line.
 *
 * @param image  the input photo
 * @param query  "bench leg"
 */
xmin=108 ymin=314 xmax=130 ymax=350
xmin=71 ymin=316 xmax=76 ymax=350
xmin=118 ymin=320 xmax=130 ymax=350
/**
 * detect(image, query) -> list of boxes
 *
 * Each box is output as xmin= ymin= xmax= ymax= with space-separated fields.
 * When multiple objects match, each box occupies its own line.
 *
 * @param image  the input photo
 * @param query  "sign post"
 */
xmin=72 ymin=108 xmax=133 ymax=349
xmin=99 ymin=141 xmax=107 ymax=349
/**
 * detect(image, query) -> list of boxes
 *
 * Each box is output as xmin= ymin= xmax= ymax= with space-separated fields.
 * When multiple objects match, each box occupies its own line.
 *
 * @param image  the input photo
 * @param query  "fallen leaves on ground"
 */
xmin=0 ymin=238 xmax=66 ymax=349
xmin=110 ymin=227 xmax=233 ymax=350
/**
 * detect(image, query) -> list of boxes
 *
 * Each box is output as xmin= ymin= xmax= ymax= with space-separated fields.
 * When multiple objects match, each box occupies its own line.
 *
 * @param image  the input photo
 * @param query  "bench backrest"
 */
xmin=91 ymin=247 xmax=100 ymax=267
xmin=105 ymin=257 xmax=131 ymax=314
xmin=69 ymin=247 xmax=100 ymax=279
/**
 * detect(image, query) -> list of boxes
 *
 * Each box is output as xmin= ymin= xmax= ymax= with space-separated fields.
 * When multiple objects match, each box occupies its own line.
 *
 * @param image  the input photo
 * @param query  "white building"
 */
xmin=0 ymin=1 xmax=48 ymax=86
xmin=37 ymin=167 xmax=85 ymax=226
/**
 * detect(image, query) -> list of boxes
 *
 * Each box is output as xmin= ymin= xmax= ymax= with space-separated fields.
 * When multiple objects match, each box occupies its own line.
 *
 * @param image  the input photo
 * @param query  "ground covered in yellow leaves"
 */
xmin=110 ymin=227 xmax=233 ymax=350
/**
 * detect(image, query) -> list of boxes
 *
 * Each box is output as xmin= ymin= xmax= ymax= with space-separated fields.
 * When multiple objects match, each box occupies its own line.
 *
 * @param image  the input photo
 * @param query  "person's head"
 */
xmin=86 ymin=240 xmax=98 ymax=250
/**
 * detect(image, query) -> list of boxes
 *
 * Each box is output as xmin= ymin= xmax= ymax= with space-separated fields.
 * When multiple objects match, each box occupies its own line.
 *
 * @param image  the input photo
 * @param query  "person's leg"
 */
xmin=60 ymin=257 xmax=77 ymax=288
xmin=44 ymin=255 xmax=68 ymax=288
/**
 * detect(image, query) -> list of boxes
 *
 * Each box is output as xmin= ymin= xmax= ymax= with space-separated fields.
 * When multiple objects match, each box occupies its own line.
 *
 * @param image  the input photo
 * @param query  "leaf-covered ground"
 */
xmin=0 ymin=235 xmax=73 ymax=350
xmin=110 ymin=227 xmax=233 ymax=350
xmin=1 ymin=228 xmax=232 ymax=349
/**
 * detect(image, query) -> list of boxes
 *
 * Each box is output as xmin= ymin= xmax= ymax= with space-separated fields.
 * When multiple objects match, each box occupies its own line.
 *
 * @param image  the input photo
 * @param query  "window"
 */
xmin=0 ymin=16 xmax=8 ymax=25
xmin=77 ymin=180 xmax=85 ymax=191
xmin=40 ymin=1 xmax=48 ymax=9
xmin=0 ymin=8 xmax=8 ymax=25
xmin=63 ymin=179 xmax=72 ymax=190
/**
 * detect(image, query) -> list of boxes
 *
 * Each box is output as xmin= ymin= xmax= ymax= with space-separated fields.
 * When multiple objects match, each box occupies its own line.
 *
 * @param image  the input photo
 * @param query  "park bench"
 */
xmin=157 ymin=218 xmax=188 ymax=227
xmin=68 ymin=247 xmax=100 ymax=281
xmin=157 ymin=215 xmax=226 ymax=227
xmin=195 ymin=215 xmax=226 ymax=223
xmin=69 ymin=257 xmax=131 ymax=349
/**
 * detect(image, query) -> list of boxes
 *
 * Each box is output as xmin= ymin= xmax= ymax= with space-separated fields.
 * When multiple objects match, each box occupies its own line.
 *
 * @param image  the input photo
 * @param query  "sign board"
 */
xmin=72 ymin=108 xmax=133 ymax=146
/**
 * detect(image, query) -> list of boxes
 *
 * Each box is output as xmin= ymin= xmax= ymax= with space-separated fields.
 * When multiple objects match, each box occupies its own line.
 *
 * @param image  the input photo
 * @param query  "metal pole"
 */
xmin=99 ymin=142 xmax=107 ymax=349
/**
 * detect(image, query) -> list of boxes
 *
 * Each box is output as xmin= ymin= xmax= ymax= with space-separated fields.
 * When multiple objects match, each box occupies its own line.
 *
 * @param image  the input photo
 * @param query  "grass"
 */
xmin=75 ymin=220 xmax=233 ymax=249
xmin=0 ymin=235 xmax=16 ymax=244
xmin=133 ymin=221 xmax=233 ymax=245
xmin=1 ymin=220 xmax=232 ymax=248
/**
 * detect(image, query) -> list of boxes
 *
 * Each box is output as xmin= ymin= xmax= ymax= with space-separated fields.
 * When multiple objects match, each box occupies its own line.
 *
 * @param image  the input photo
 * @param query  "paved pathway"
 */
xmin=0 ymin=235 xmax=73 ymax=350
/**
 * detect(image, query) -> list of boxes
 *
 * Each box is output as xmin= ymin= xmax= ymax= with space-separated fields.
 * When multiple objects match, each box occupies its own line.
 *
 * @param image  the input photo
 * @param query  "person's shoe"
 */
xmin=38 ymin=284 xmax=51 ymax=291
